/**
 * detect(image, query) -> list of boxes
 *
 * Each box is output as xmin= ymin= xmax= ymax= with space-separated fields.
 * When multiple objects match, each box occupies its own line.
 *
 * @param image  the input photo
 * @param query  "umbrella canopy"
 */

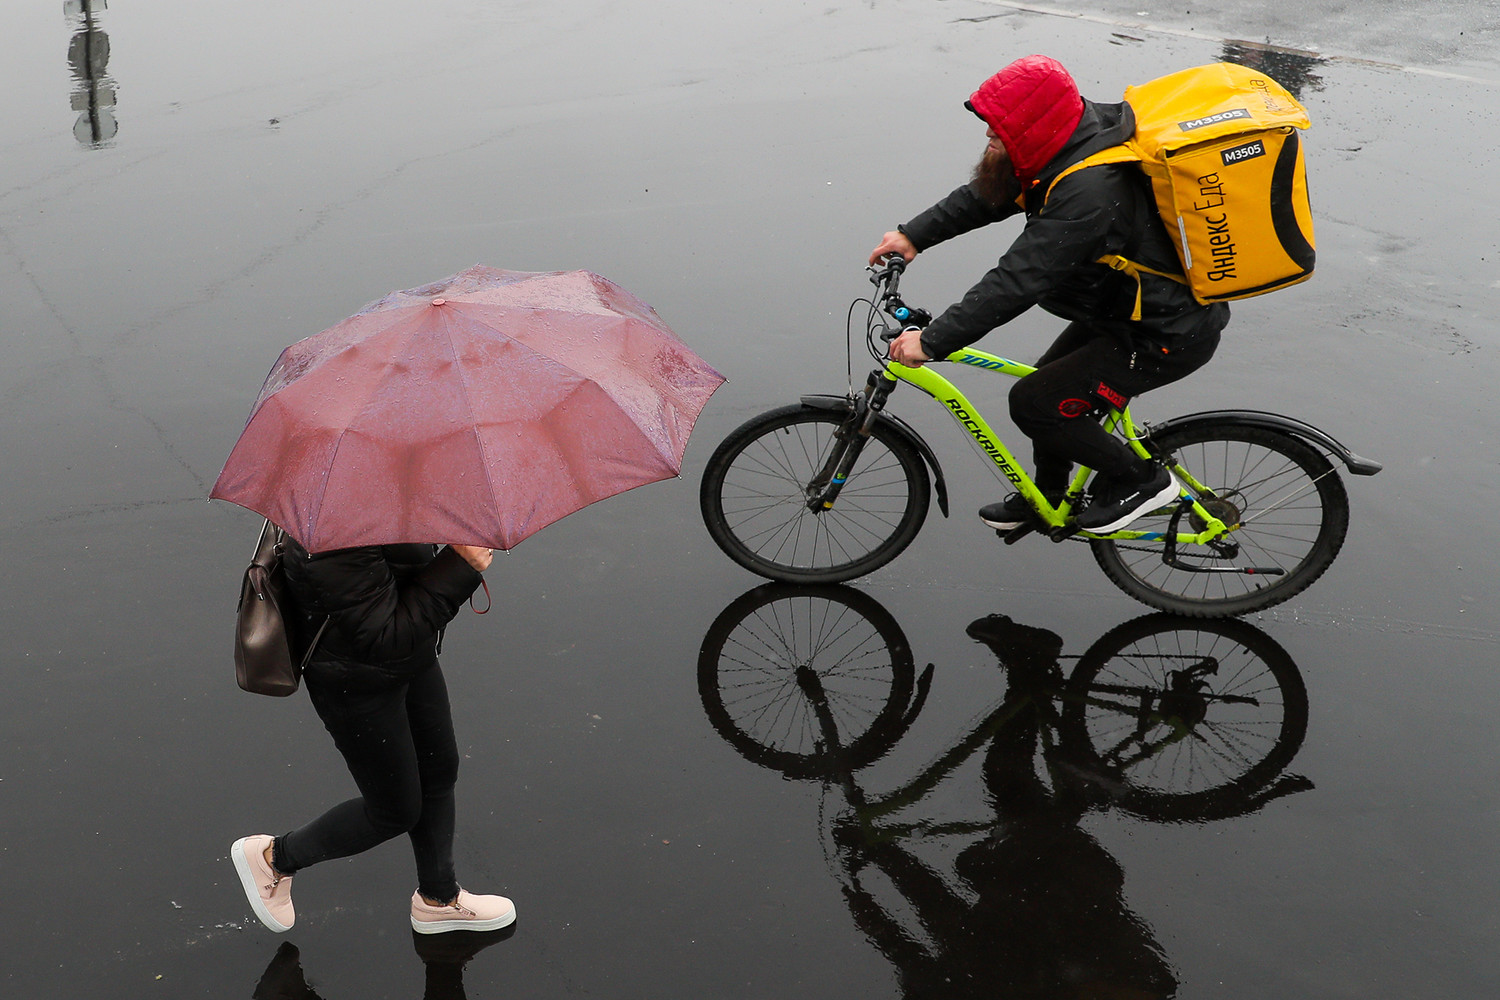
xmin=211 ymin=265 xmax=724 ymax=552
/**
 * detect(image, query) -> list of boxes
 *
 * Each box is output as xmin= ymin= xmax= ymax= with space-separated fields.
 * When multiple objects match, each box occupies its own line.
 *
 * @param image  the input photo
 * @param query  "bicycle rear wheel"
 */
xmin=700 ymin=404 xmax=930 ymax=584
xmin=1091 ymin=422 xmax=1350 ymax=617
xmin=1059 ymin=613 xmax=1309 ymax=822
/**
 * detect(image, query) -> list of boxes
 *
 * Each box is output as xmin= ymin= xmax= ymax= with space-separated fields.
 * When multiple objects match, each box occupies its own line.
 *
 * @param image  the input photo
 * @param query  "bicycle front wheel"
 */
xmin=1091 ymin=422 xmax=1350 ymax=617
xmin=697 ymin=583 xmax=917 ymax=779
xmin=700 ymin=404 xmax=930 ymax=584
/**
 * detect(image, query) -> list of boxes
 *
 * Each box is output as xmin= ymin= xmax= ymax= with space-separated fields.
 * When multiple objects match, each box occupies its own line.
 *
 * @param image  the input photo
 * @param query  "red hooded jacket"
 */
xmin=965 ymin=55 xmax=1084 ymax=183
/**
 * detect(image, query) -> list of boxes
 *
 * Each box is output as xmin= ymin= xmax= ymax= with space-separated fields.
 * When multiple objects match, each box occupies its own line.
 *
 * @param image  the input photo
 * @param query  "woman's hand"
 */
xmin=449 ymin=544 xmax=494 ymax=572
xmin=868 ymin=230 xmax=917 ymax=265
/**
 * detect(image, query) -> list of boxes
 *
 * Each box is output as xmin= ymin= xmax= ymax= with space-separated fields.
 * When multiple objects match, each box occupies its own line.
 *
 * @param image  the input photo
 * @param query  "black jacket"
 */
xmin=283 ymin=541 xmax=483 ymax=683
xmin=901 ymin=99 xmax=1229 ymax=360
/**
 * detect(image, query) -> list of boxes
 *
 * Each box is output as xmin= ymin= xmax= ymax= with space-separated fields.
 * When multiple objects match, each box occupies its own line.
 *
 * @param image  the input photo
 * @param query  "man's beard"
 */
xmin=972 ymin=145 xmax=1020 ymax=208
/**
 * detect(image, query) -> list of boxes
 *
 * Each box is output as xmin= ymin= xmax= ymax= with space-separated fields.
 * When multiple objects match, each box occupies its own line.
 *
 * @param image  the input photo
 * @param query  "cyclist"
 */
xmin=871 ymin=54 xmax=1228 ymax=534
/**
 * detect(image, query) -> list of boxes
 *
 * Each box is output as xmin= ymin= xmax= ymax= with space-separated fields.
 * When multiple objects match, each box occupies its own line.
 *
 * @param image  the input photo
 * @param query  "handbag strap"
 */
xmin=250 ymin=518 xmax=279 ymax=571
xmin=266 ymin=519 xmax=331 ymax=670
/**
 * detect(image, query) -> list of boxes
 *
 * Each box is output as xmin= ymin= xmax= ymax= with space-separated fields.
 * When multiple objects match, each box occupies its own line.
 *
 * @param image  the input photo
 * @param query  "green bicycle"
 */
xmin=699 ymin=257 xmax=1382 ymax=617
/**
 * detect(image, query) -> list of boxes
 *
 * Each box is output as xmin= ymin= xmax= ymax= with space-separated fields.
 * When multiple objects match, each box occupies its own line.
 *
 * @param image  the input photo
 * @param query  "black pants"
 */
xmin=1007 ymin=322 xmax=1219 ymax=491
xmin=273 ymin=663 xmax=461 ymax=903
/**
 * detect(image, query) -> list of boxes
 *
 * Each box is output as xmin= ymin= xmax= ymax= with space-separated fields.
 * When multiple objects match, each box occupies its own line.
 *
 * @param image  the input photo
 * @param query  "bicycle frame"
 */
xmin=875 ymin=353 xmax=1233 ymax=546
xmin=700 ymin=256 xmax=1377 ymax=607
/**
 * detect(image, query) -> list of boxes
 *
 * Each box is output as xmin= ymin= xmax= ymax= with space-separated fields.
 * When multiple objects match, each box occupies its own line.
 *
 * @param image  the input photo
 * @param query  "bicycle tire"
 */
xmin=1059 ymin=613 xmax=1309 ymax=823
xmin=697 ymin=583 xmax=917 ymax=779
xmin=1091 ymin=422 xmax=1350 ymax=617
xmin=700 ymin=404 xmax=930 ymax=584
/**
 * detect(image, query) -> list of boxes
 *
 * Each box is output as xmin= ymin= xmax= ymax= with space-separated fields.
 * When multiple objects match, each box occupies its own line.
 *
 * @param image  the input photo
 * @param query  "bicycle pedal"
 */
xmin=998 ymin=523 xmax=1034 ymax=545
xmin=1048 ymin=524 xmax=1083 ymax=543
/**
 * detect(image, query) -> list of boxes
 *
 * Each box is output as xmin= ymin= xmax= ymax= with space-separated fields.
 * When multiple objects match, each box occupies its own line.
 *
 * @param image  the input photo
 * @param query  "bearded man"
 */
xmin=871 ymin=55 xmax=1228 ymax=534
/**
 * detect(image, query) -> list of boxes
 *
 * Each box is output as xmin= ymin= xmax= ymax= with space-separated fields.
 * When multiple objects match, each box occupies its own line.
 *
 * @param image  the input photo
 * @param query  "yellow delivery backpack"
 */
xmin=1045 ymin=62 xmax=1316 ymax=316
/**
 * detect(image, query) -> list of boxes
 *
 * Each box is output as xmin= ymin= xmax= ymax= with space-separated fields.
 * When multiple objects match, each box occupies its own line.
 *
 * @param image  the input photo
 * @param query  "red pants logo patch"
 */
xmin=1095 ymin=382 xmax=1128 ymax=409
xmin=1058 ymin=398 xmax=1092 ymax=418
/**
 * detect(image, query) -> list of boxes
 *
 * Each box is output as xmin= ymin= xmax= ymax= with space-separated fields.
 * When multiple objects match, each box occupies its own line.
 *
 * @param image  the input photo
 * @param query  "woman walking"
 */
xmin=230 ymin=538 xmax=514 ymax=935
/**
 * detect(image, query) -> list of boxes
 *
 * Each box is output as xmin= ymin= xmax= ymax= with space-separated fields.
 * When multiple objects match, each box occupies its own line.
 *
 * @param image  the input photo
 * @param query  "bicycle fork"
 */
xmin=805 ymin=371 xmax=896 ymax=512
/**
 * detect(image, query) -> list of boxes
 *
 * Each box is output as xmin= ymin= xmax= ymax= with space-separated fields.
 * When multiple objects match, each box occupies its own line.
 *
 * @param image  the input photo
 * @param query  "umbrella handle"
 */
xmin=470 ymin=578 xmax=491 ymax=615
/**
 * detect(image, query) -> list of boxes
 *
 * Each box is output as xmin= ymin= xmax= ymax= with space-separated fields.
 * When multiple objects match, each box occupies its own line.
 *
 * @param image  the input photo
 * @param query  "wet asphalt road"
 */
xmin=2 ymin=1 xmax=1499 ymax=996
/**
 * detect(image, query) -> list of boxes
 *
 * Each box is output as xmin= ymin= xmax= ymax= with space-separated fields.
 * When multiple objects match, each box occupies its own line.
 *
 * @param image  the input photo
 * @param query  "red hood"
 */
xmin=966 ymin=55 xmax=1084 ymax=183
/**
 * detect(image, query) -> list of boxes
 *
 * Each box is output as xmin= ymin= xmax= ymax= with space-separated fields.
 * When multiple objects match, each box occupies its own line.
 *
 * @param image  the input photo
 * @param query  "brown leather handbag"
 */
xmin=234 ymin=519 xmax=329 ymax=696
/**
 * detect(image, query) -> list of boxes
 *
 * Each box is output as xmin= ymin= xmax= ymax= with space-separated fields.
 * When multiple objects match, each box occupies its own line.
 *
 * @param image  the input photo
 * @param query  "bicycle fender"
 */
xmin=1147 ymin=410 xmax=1383 ymax=476
xmin=799 ymin=395 xmax=951 ymax=516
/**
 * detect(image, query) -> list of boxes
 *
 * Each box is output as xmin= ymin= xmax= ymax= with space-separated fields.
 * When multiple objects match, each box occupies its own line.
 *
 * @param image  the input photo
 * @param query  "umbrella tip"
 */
xmin=432 ymin=297 xmax=447 ymax=306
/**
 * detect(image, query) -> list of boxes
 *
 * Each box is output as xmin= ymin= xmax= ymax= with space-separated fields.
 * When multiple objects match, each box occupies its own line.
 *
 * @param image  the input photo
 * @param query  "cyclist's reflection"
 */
xmin=699 ymin=585 xmax=1313 ymax=999
xmin=846 ymin=615 xmax=1172 ymax=997
xmin=250 ymin=928 xmax=513 ymax=1000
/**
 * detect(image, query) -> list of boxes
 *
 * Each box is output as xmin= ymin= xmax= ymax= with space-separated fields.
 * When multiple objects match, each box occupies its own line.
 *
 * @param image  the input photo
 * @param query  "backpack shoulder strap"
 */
xmin=1039 ymin=143 xmax=1187 ymax=321
xmin=1042 ymin=145 xmax=1143 ymax=202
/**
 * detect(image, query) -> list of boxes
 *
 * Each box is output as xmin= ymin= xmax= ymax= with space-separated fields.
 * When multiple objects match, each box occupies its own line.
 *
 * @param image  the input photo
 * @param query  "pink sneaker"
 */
xmin=231 ymin=835 xmax=294 ymax=933
xmin=410 ymin=889 xmax=516 ymax=934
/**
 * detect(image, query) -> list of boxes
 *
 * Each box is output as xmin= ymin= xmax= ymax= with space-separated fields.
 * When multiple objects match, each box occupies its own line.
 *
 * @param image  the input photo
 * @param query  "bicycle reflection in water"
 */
xmin=698 ymin=585 xmax=1313 ymax=998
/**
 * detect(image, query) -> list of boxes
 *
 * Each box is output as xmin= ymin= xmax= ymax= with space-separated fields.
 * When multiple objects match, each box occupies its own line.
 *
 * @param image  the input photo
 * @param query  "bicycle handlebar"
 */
xmin=860 ymin=256 xmax=932 ymax=358
xmin=867 ymin=256 xmax=931 ymax=334
xmin=869 ymin=253 xmax=906 ymax=289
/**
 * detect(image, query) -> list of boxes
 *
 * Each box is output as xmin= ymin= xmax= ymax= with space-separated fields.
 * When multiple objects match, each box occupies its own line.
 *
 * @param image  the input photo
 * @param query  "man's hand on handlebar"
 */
xmin=888 ymin=327 xmax=932 ymax=367
xmin=869 ymin=231 xmax=917 ymax=266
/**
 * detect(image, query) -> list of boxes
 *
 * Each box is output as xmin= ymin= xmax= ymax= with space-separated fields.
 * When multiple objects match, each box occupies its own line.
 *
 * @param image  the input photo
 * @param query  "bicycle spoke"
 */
xmin=708 ymin=410 xmax=926 ymax=576
xmin=1092 ymin=425 xmax=1348 ymax=614
xmin=699 ymin=585 xmax=918 ymax=775
xmin=1068 ymin=620 xmax=1301 ymax=802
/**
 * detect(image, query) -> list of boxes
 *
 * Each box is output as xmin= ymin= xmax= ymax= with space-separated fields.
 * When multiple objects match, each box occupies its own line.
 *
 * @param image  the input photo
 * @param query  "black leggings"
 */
xmin=1007 ymin=322 xmax=1219 ymax=491
xmin=272 ymin=663 xmax=461 ymax=903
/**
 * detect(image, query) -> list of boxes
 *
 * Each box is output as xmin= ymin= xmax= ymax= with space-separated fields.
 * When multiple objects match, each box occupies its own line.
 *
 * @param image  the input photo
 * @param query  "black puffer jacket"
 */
xmin=283 ymin=541 xmax=483 ymax=684
xmin=901 ymin=99 xmax=1229 ymax=360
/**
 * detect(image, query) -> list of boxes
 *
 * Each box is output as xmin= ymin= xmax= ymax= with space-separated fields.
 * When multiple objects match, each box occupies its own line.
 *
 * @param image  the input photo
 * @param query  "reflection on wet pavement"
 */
xmin=4 ymin=0 xmax=1500 ymax=994
xmin=65 ymin=0 xmax=117 ymax=146
xmin=1220 ymin=40 xmax=1327 ymax=100
xmin=251 ymin=930 xmax=515 ymax=1000
xmin=698 ymin=584 xmax=1312 ymax=996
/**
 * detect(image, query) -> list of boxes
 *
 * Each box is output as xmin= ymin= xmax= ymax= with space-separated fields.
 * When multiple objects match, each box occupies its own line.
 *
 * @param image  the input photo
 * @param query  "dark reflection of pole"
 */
xmin=1221 ymin=39 xmax=1327 ymax=99
xmin=66 ymin=0 xmax=118 ymax=147
xmin=697 ymin=586 xmax=1315 ymax=999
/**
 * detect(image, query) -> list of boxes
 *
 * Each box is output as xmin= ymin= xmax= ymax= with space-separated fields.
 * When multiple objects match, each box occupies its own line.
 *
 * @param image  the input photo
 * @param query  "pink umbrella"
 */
xmin=211 ymin=265 xmax=724 ymax=552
